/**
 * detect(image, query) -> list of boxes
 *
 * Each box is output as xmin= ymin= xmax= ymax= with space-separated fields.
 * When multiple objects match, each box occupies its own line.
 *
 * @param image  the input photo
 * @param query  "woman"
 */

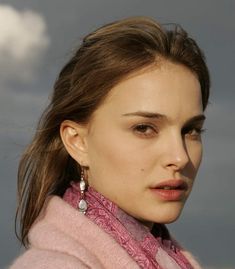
xmin=10 ymin=16 xmax=210 ymax=268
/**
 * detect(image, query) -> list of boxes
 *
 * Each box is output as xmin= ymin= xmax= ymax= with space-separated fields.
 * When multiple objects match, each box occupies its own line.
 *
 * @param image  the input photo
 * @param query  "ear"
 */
xmin=60 ymin=120 xmax=89 ymax=167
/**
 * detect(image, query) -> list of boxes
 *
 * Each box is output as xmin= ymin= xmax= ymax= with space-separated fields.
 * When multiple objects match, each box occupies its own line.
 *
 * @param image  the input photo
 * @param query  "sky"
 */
xmin=0 ymin=0 xmax=234 ymax=268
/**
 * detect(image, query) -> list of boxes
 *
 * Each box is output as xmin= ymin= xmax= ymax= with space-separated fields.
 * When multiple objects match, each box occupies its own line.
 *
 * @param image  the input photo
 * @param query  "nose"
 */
xmin=162 ymin=133 xmax=189 ymax=171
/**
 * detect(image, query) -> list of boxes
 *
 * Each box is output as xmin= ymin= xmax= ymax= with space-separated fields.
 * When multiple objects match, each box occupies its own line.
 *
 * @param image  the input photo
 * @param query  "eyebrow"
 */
xmin=123 ymin=111 xmax=166 ymax=119
xmin=184 ymin=114 xmax=206 ymax=125
xmin=122 ymin=111 xmax=206 ymax=124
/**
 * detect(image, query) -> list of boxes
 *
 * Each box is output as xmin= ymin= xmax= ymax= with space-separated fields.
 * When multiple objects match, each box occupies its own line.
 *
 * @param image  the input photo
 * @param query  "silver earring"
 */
xmin=78 ymin=167 xmax=88 ymax=214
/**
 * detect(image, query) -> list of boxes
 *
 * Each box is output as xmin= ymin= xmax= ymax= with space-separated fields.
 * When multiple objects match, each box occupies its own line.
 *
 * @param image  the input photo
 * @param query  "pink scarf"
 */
xmin=63 ymin=182 xmax=194 ymax=269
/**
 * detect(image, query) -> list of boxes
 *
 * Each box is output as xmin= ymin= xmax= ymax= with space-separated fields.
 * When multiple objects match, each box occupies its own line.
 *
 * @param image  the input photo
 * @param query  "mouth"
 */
xmin=150 ymin=179 xmax=188 ymax=201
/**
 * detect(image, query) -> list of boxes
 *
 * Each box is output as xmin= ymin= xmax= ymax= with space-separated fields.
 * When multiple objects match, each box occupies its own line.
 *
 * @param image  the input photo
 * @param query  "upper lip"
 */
xmin=150 ymin=179 xmax=188 ymax=190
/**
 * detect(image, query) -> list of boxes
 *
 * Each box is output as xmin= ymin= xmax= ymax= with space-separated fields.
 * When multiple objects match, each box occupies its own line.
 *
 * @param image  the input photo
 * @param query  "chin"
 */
xmin=162 ymin=213 xmax=182 ymax=224
xmin=150 ymin=204 xmax=185 ymax=224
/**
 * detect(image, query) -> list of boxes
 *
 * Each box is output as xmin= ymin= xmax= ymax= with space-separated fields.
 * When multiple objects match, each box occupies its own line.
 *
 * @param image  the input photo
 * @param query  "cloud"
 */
xmin=0 ymin=4 xmax=50 ymax=83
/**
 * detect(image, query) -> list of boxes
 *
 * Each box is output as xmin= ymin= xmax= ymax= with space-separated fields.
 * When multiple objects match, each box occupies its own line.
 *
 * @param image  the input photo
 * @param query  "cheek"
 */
xmin=87 ymin=130 xmax=156 ymax=183
xmin=187 ymin=141 xmax=203 ymax=172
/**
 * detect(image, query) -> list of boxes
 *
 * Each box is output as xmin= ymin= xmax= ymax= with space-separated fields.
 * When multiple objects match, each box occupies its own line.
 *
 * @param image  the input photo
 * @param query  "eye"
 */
xmin=184 ymin=127 xmax=206 ymax=140
xmin=132 ymin=124 xmax=158 ymax=138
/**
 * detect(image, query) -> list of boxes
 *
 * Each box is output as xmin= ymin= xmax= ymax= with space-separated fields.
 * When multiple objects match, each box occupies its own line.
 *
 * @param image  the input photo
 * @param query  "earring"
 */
xmin=78 ymin=167 xmax=88 ymax=214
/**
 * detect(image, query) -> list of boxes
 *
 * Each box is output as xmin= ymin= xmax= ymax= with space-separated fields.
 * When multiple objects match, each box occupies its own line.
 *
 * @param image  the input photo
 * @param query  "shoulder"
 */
xmin=9 ymin=196 xmax=138 ymax=269
xmin=9 ymin=197 xmax=104 ymax=269
xmin=9 ymin=248 xmax=89 ymax=269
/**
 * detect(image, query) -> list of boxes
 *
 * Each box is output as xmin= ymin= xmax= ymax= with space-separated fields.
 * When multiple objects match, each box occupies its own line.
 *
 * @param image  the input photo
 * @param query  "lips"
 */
xmin=150 ymin=179 xmax=188 ymax=201
xmin=151 ymin=179 xmax=188 ymax=191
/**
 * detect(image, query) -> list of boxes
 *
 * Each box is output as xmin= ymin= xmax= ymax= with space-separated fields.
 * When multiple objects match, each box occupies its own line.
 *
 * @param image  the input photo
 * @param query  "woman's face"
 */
xmin=84 ymin=61 xmax=205 ymax=226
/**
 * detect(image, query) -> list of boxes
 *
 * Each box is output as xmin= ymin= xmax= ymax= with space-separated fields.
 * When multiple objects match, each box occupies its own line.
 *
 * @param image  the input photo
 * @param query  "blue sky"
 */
xmin=0 ymin=1 xmax=234 ymax=268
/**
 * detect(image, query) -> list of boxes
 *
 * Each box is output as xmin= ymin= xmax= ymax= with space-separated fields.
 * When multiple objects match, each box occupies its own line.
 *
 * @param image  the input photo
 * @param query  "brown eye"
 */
xmin=184 ymin=127 xmax=206 ymax=139
xmin=133 ymin=124 xmax=158 ymax=138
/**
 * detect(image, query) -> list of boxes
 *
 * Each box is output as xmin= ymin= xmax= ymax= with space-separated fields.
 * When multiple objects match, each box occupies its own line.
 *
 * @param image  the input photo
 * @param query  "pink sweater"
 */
xmin=9 ymin=196 xmax=202 ymax=268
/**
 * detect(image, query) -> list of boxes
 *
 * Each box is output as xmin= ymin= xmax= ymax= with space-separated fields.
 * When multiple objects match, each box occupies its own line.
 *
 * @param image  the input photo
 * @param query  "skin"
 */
xmin=60 ymin=61 xmax=206 ymax=229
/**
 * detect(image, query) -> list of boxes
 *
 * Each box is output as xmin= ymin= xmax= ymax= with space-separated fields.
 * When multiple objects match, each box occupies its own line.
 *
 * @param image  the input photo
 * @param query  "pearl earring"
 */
xmin=78 ymin=167 xmax=88 ymax=214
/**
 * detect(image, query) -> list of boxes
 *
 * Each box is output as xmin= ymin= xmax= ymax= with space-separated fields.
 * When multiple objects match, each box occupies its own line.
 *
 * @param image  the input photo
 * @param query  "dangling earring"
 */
xmin=78 ymin=167 xmax=88 ymax=214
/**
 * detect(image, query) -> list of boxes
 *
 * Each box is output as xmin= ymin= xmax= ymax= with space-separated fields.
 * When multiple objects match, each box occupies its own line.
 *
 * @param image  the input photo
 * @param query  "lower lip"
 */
xmin=150 ymin=188 xmax=185 ymax=201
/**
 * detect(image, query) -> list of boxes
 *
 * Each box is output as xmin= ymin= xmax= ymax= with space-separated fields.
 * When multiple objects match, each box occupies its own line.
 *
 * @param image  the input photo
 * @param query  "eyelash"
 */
xmin=132 ymin=124 xmax=206 ymax=139
xmin=183 ymin=127 xmax=206 ymax=139
xmin=132 ymin=124 xmax=158 ymax=138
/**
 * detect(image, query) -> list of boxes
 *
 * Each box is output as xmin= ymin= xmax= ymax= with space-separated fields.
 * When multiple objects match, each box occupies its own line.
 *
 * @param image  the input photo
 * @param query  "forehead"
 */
xmin=93 ymin=61 xmax=203 ymax=122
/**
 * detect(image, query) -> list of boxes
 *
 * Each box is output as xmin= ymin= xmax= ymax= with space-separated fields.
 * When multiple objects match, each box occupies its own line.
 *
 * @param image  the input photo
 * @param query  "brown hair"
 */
xmin=16 ymin=16 xmax=210 ymax=246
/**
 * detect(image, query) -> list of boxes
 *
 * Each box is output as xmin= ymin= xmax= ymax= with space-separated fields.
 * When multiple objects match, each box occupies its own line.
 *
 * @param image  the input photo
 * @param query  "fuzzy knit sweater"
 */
xmin=9 ymin=196 xmax=202 ymax=269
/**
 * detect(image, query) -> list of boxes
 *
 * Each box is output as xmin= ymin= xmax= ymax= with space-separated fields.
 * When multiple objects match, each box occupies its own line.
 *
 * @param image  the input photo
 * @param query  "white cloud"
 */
xmin=0 ymin=4 xmax=50 ymax=83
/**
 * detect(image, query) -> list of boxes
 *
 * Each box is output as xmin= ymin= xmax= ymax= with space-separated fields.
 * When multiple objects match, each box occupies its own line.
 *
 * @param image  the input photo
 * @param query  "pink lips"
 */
xmin=150 ymin=179 xmax=188 ymax=201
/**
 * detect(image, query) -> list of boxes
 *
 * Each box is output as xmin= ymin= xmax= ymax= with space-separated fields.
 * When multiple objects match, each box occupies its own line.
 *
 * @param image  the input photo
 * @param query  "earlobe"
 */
xmin=60 ymin=120 xmax=89 ymax=166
